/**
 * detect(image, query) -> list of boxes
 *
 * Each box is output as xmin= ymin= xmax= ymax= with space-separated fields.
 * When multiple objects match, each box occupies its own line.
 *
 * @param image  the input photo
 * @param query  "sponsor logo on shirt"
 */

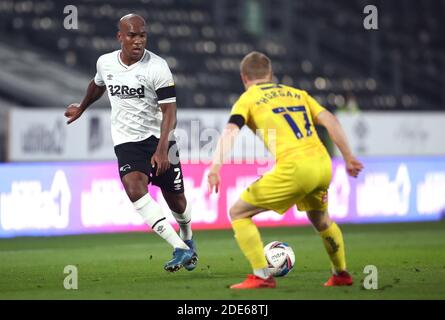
xmin=108 ymin=85 xmax=145 ymax=99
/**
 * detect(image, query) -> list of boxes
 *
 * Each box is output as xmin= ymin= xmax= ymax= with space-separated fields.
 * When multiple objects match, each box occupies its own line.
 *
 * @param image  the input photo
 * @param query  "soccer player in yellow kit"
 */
xmin=208 ymin=51 xmax=364 ymax=289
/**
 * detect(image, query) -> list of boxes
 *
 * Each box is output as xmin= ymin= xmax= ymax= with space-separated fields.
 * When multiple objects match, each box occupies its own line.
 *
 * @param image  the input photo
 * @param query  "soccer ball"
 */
xmin=264 ymin=241 xmax=295 ymax=277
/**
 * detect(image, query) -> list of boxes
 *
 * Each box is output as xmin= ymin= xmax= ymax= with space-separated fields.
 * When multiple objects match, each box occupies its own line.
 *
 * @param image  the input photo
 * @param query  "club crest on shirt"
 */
xmin=136 ymin=74 xmax=146 ymax=84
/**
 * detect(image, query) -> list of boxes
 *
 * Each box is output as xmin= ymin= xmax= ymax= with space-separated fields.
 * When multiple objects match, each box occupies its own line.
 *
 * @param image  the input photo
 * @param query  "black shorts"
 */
xmin=114 ymin=135 xmax=184 ymax=193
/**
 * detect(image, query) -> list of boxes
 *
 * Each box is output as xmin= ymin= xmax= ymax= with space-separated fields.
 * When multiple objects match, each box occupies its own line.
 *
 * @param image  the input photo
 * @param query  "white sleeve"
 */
xmin=151 ymin=59 xmax=176 ymax=104
xmin=94 ymin=57 xmax=105 ymax=86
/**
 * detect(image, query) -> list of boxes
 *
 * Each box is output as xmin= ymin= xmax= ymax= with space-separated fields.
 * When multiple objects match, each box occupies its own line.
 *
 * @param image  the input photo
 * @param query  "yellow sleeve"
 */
xmin=304 ymin=91 xmax=326 ymax=118
xmin=230 ymin=95 xmax=250 ymax=123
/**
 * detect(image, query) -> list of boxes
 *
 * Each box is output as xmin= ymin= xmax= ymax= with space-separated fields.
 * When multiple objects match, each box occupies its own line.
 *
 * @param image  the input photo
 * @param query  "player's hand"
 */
xmin=208 ymin=171 xmax=220 ymax=194
xmin=64 ymin=103 xmax=83 ymax=124
xmin=345 ymin=156 xmax=364 ymax=178
xmin=151 ymin=149 xmax=170 ymax=176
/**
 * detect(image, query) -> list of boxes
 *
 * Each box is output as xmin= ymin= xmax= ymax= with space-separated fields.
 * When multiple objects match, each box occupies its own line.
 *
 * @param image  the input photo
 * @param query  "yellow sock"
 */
xmin=232 ymin=218 xmax=268 ymax=270
xmin=319 ymin=222 xmax=347 ymax=273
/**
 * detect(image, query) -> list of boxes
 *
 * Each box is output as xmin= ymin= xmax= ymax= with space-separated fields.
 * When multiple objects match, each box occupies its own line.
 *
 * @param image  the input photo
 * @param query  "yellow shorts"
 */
xmin=240 ymin=155 xmax=332 ymax=214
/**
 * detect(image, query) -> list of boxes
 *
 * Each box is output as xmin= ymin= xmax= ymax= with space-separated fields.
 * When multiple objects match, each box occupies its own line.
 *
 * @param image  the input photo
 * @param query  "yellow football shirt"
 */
xmin=230 ymin=82 xmax=329 ymax=162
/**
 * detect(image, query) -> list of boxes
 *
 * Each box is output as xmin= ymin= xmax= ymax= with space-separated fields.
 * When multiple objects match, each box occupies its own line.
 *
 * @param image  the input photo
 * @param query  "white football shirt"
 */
xmin=94 ymin=49 xmax=176 ymax=146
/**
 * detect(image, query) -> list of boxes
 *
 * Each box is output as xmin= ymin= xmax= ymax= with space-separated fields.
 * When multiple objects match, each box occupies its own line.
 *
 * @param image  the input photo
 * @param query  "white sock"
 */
xmin=171 ymin=201 xmax=193 ymax=241
xmin=253 ymin=268 xmax=271 ymax=280
xmin=133 ymin=193 xmax=188 ymax=250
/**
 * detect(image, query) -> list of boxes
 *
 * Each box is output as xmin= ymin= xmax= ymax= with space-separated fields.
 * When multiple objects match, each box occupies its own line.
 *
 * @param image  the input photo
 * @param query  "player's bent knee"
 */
xmin=307 ymin=210 xmax=332 ymax=231
xmin=229 ymin=206 xmax=242 ymax=221
xmin=163 ymin=192 xmax=187 ymax=213
xmin=123 ymin=182 xmax=148 ymax=202
xmin=168 ymin=202 xmax=186 ymax=214
xmin=228 ymin=206 xmax=253 ymax=221
xmin=126 ymin=188 xmax=147 ymax=203
xmin=122 ymin=173 xmax=148 ymax=202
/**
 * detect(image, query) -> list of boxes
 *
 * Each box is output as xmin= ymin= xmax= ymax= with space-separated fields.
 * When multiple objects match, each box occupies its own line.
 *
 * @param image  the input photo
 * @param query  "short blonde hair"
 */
xmin=240 ymin=51 xmax=272 ymax=80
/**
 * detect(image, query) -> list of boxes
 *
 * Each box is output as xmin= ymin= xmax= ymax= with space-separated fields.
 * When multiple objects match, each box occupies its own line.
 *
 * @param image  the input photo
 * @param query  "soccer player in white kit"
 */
xmin=64 ymin=14 xmax=197 ymax=272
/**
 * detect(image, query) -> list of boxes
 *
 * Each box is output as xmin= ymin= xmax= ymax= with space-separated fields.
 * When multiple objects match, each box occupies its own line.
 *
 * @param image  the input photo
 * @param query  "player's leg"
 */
xmin=307 ymin=209 xmax=352 ymax=286
xmin=157 ymin=138 xmax=193 ymax=242
xmin=300 ymin=193 xmax=352 ymax=286
xmin=115 ymin=138 xmax=193 ymax=272
xmin=122 ymin=171 xmax=189 ymax=252
xmin=306 ymin=209 xmax=332 ymax=231
xmin=151 ymin=143 xmax=197 ymax=271
xmin=230 ymin=198 xmax=269 ymax=276
xmin=229 ymin=164 xmax=301 ymax=289
xmin=161 ymin=190 xmax=198 ymax=271
xmin=299 ymin=192 xmax=353 ymax=286
xmin=162 ymin=191 xmax=192 ymax=241
xmin=297 ymin=155 xmax=352 ymax=286
xmin=229 ymin=198 xmax=276 ymax=289
xmin=306 ymin=209 xmax=347 ymax=272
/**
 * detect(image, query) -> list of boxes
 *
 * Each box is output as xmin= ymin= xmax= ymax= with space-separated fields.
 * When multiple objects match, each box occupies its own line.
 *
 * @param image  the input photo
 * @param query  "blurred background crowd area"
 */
xmin=0 ymin=0 xmax=444 ymax=161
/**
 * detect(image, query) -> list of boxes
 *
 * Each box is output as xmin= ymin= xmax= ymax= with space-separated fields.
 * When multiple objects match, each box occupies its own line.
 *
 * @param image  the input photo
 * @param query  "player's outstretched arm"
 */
xmin=64 ymin=80 xmax=106 ymax=124
xmin=315 ymin=110 xmax=364 ymax=178
xmin=208 ymin=123 xmax=240 ymax=193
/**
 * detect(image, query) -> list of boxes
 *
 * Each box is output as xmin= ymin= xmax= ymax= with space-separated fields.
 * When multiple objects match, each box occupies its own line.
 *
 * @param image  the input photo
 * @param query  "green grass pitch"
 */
xmin=1 ymin=221 xmax=444 ymax=299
